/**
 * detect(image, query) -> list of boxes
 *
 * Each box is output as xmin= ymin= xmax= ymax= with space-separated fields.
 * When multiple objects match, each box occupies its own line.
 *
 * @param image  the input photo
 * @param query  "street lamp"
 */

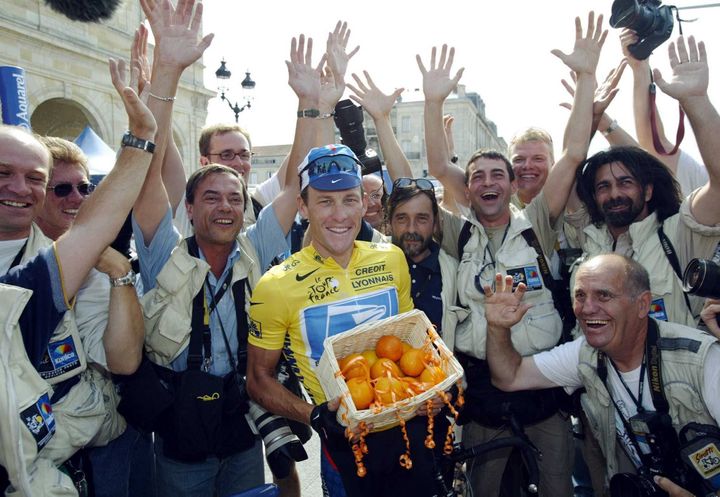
xmin=215 ymin=59 xmax=255 ymax=123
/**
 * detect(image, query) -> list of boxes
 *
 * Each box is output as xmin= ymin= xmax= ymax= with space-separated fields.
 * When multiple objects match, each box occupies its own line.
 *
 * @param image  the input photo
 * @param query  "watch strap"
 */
xmin=110 ymin=269 xmax=136 ymax=287
xmin=121 ymin=132 xmax=156 ymax=153
xmin=297 ymin=108 xmax=320 ymax=118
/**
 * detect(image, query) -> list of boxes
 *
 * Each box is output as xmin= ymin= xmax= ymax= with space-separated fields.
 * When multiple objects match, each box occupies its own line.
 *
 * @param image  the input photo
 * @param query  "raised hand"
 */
xmin=653 ymin=36 xmax=709 ymax=103
xmin=347 ymin=71 xmax=403 ymax=120
xmin=286 ymin=35 xmax=322 ymax=103
xmin=416 ymin=45 xmax=464 ymax=103
xmin=139 ymin=0 xmax=213 ymax=70
xmin=619 ymin=28 xmax=648 ymax=71
xmin=108 ymin=58 xmax=156 ymax=139
xmin=484 ymin=274 xmax=532 ymax=330
xmin=551 ymin=11 xmax=607 ymax=76
xmin=560 ymin=59 xmax=627 ymax=118
xmin=131 ymin=24 xmax=151 ymax=94
xmin=326 ymin=21 xmax=359 ymax=87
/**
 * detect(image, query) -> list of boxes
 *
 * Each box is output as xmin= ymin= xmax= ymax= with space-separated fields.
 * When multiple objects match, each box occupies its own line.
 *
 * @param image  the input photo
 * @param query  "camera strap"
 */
xmin=657 ymin=225 xmax=694 ymax=317
xmin=597 ymin=319 xmax=670 ymax=463
xmin=186 ymin=236 xmax=250 ymax=375
xmin=649 ymin=81 xmax=685 ymax=156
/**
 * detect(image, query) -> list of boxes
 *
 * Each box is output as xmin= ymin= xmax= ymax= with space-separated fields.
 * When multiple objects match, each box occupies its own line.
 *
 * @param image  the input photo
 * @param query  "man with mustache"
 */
xmin=567 ymin=37 xmax=720 ymax=330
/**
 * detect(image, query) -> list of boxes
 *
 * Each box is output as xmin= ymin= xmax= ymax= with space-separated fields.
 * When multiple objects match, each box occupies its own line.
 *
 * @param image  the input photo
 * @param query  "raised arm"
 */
xmin=269 ymin=34 xmax=322 ymax=235
xmin=623 ymin=29 xmax=682 ymax=172
xmin=316 ymin=21 xmax=358 ymax=146
xmin=55 ymin=64 xmax=156 ymax=299
xmin=134 ymin=0 xmax=213 ymax=242
xmin=347 ymin=71 xmax=410 ymax=179
xmin=417 ymin=45 xmax=467 ymax=202
xmin=543 ymin=12 xmax=606 ymax=223
xmin=654 ymin=36 xmax=720 ymax=225
xmin=484 ymin=274 xmax=559 ymax=392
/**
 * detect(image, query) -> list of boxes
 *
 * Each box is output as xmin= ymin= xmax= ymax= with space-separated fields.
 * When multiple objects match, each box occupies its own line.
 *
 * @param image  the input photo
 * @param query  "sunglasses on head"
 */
xmin=303 ymin=154 xmax=361 ymax=177
xmin=48 ymin=182 xmax=95 ymax=198
xmin=393 ymin=177 xmax=435 ymax=192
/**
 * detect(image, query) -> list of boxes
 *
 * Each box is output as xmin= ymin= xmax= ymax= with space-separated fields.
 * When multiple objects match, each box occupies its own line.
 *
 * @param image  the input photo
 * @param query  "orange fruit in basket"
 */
xmin=338 ymin=353 xmax=370 ymax=379
xmin=360 ymin=349 xmax=378 ymax=368
xmin=420 ymin=366 xmax=446 ymax=385
xmin=399 ymin=348 xmax=426 ymax=377
xmin=375 ymin=376 xmax=408 ymax=404
xmin=347 ymin=377 xmax=374 ymax=410
xmin=370 ymin=358 xmax=402 ymax=379
xmin=402 ymin=342 xmax=412 ymax=354
xmin=376 ymin=335 xmax=404 ymax=361
xmin=403 ymin=376 xmax=432 ymax=394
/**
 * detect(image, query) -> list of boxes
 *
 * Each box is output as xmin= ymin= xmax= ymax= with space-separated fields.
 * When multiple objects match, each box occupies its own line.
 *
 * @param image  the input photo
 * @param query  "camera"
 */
xmin=683 ymin=259 xmax=720 ymax=299
xmin=246 ymin=401 xmax=308 ymax=479
xmin=609 ymin=0 xmax=674 ymax=60
xmin=609 ymin=411 xmax=703 ymax=497
xmin=334 ymin=99 xmax=382 ymax=175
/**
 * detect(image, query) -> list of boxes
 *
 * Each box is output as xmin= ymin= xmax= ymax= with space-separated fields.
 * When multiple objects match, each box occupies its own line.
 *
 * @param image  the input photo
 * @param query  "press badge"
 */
xmin=20 ymin=392 xmax=56 ymax=451
xmin=37 ymin=335 xmax=82 ymax=380
xmin=649 ymin=298 xmax=669 ymax=321
xmin=506 ymin=266 xmax=543 ymax=291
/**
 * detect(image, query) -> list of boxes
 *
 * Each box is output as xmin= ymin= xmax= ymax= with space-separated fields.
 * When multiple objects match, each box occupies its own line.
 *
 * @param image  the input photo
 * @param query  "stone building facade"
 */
xmin=0 ymin=0 xmax=213 ymax=169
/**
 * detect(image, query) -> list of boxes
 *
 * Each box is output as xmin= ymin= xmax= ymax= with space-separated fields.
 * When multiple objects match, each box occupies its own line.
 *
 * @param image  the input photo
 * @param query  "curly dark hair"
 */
xmin=575 ymin=146 xmax=682 ymax=227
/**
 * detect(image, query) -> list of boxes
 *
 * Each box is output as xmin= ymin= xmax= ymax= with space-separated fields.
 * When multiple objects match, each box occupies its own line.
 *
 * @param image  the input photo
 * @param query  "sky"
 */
xmin=201 ymin=0 xmax=720 ymax=162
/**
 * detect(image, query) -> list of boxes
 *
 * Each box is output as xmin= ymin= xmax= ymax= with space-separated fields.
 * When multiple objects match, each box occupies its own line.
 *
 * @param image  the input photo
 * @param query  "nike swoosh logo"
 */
xmin=249 ymin=301 xmax=264 ymax=306
xmin=295 ymin=268 xmax=319 ymax=281
xmin=331 ymin=178 xmax=342 ymax=184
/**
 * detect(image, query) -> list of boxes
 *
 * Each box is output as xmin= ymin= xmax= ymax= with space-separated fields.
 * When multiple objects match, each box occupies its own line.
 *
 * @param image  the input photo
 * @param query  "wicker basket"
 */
xmin=316 ymin=309 xmax=464 ymax=432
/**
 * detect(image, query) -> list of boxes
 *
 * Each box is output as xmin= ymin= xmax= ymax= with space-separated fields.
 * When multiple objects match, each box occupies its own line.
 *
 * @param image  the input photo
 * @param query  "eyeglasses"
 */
xmin=393 ymin=177 xmax=435 ymax=192
xmin=47 ymin=182 xmax=95 ymax=198
xmin=302 ymin=154 xmax=362 ymax=177
xmin=207 ymin=150 xmax=254 ymax=162
xmin=368 ymin=186 xmax=384 ymax=202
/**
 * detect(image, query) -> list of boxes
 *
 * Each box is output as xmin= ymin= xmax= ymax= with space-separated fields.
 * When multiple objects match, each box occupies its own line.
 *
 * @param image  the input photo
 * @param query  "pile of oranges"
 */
xmin=337 ymin=334 xmax=447 ymax=411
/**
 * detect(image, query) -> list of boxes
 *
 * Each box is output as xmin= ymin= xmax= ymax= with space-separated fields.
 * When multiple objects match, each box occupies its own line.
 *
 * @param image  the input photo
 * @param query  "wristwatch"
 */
xmin=110 ymin=269 xmax=136 ymax=287
xmin=297 ymin=108 xmax=320 ymax=118
xmin=121 ymin=131 xmax=156 ymax=153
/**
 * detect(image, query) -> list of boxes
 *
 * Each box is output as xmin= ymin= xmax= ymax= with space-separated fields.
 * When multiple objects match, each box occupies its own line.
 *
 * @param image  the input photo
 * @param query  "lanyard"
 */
xmin=608 ymin=351 xmax=647 ymax=414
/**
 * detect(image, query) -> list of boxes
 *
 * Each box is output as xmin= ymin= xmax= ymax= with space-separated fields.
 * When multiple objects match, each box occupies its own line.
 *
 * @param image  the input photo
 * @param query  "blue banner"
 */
xmin=0 ymin=66 xmax=31 ymax=129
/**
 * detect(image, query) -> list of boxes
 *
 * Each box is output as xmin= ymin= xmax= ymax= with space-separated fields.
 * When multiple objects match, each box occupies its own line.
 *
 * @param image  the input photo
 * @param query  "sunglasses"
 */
xmin=393 ymin=177 xmax=435 ymax=192
xmin=47 ymin=182 xmax=95 ymax=198
xmin=303 ymin=154 xmax=362 ymax=177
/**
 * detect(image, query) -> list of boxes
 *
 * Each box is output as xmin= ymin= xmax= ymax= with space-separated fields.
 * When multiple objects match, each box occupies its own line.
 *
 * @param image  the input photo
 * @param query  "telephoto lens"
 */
xmin=683 ymin=259 xmax=720 ymax=298
xmin=247 ymin=402 xmax=308 ymax=479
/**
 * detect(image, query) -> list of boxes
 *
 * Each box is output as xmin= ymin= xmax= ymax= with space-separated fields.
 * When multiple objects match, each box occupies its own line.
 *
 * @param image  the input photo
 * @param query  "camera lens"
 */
xmin=247 ymin=402 xmax=308 ymax=479
xmin=610 ymin=472 xmax=662 ymax=497
xmin=683 ymin=259 xmax=720 ymax=298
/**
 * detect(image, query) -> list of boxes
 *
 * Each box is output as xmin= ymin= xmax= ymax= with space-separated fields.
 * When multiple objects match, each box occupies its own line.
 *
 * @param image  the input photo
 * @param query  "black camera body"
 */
xmin=610 ymin=0 xmax=674 ymax=60
xmin=334 ymin=99 xmax=382 ymax=175
xmin=609 ymin=411 xmax=705 ymax=497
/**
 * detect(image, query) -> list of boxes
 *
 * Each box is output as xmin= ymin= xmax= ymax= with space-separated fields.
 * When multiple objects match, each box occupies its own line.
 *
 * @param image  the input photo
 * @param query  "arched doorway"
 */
xmin=30 ymin=98 xmax=100 ymax=140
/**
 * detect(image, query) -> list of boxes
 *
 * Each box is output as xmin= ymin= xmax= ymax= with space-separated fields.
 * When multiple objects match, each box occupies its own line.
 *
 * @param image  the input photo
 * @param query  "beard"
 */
xmin=393 ymin=232 xmax=431 ymax=259
xmin=601 ymin=196 xmax=645 ymax=227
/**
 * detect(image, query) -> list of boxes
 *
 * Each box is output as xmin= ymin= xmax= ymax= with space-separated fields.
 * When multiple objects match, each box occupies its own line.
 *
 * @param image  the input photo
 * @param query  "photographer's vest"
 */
xmin=142 ymin=235 xmax=262 ymax=366
xmin=579 ymin=211 xmax=702 ymax=328
xmin=578 ymin=319 xmax=717 ymax=478
xmin=0 ymin=284 xmax=76 ymax=497
xmin=455 ymin=205 xmax=562 ymax=360
xmin=437 ymin=248 xmax=463 ymax=352
xmin=17 ymin=225 xmax=121 ymax=465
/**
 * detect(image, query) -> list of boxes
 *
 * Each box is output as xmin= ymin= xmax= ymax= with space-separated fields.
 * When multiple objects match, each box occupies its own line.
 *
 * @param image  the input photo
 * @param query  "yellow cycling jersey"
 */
xmin=248 ymin=241 xmax=413 ymax=404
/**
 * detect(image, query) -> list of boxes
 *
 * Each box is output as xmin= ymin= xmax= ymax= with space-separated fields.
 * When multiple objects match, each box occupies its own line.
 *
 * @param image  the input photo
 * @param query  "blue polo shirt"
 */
xmin=408 ymin=241 xmax=443 ymax=333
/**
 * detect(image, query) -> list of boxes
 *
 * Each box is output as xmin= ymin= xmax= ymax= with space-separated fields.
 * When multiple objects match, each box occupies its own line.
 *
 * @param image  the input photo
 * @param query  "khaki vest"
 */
xmin=437 ymin=248 xmax=464 ymax=352
xmin=0 ymin=284 xmax=76 ymax=497
xmin=578 ymin=320 xmax=717 ymax=478
xmin=579 ymin=210 xmax=705 ymax=328
xmin=23 ymin=225 xmax=124 ymax=461
xmin=142 ymin=235 xmax=262 ymax=366
xmin=455 ymin=205 xmax=562 ymax=359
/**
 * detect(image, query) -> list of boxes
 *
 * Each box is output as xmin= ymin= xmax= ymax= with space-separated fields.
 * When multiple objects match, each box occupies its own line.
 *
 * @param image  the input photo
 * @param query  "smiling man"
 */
xmin=566 ymin=36 xmax=720 ymax=330
xmin=509 ymin=128 xmax=554 ymax=209
xmin=246 ymin=144 xmax=452 ymax=497
xmin=484 ymin=254 xmax=720 ymax=497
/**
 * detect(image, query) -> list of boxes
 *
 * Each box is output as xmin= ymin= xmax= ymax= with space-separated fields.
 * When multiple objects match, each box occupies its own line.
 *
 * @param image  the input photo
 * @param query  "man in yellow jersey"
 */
xmin=247 ymin=144 xmax=451 ymax=497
